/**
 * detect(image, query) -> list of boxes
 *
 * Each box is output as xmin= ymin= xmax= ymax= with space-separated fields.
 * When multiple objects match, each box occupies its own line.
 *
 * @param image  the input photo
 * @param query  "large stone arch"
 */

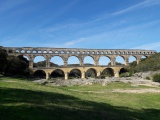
xmin=50 ymin=69 xmax=65 ymax=79
xmin=33 ymin=55 xmax=46 ymax=61
xmin=67 ymin=55 xmax=80 ymax=66
xmin=17 ymin=54 xmax=29 ymax=61
xmin=50 ymin=55 xmax=64 ymax=66
xmin=83 ymin=55 xmax=95 ymax=66
xmin=101 ymin=68 xmax=114 ymax=77
xmin=140 ymin=55 xmax=148 ymax=62
xmin=141 ymin=55 xmax=148 ymax=58
xmin=84 ymin=55 xmax=95 ymax=60
xmin=68 ymin=68 xmax=82 ymax=73
xmin=18 ymin=55 xmax=30 ymax=60
xmin=33 ymin=70 xmax=46 ymax=79
xmin=85 ymin=67 xmax=97 ymax=73
xmin=129 ymin=55 xmax=137 ymax=63
xmin=68 ymin=68 xmax=81 ymax=79
xmin=85 ymin=68 xmax=97 ymax=78
xmin=119 ymin=68 xmax=129 ymax=77
xmin=98 ymin=56 xmax=111 ymax=65
xmin=67 ymin=54 xmax=80 ymax=58
xmin=115 ymin=55 xmax=125 ymax=65
xmin=105 ymin=55 xmax=111 ymax=60
xmin=33 ymin=55 xmax=46 ymax=68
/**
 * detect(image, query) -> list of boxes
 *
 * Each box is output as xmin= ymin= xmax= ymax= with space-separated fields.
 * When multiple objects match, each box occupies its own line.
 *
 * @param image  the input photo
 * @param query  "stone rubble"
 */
xmin=133 ymin=71 xmax=160 ymax=80
xmin=32 ymin=76 xmax=160 ymax=87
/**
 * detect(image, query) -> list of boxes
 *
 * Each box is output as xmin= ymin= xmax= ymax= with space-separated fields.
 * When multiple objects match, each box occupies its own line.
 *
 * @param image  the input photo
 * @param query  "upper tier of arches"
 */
xmin=3 ymin=47 xmax=156 ymax=68
xmin=21 ymin=54 xmax=148 ymax=68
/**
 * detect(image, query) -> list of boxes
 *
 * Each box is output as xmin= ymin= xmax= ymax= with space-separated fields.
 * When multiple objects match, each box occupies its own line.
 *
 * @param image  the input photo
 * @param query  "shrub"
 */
xmin=120 ymin=72 xmax=130 ymax=77
xmin=146 ymin=76 xmax=150 ymax=80
xmin=100 ymin=75 xmax=106 ymax=79
xmin=152 ymin=73 xmax=160 ymax=83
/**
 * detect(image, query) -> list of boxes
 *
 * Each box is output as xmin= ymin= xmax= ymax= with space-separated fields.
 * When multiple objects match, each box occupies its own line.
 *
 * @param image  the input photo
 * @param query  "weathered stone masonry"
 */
xmin=3 ymin=47 xmax=156 ymax=80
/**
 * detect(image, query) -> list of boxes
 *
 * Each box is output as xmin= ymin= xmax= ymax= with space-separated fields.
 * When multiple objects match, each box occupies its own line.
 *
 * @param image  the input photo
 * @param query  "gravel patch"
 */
xmin=111 ymin=89 xmax=160 ymax=93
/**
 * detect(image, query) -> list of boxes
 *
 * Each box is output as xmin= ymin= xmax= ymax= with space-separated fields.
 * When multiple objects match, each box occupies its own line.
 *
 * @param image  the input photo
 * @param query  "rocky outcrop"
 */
xmin=33 ymin=77 xmax=160 ymax=87
xmin=133 ymin=71 xmax=160 ymax=80
xmin=32 ymin=70 xmax=160 ymax=87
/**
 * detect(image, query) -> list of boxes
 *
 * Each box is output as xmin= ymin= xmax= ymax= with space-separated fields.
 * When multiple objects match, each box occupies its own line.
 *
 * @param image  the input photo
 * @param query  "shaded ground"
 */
xmin=0 ymin=87 xmax=160 ymax=120
xmin=0 ymin=77 xmax=160 ymax=120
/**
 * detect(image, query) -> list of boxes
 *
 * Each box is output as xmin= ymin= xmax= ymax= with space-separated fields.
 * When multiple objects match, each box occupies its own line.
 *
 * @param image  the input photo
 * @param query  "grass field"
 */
xmin=0 ymin=76 xmax=160 ymax=120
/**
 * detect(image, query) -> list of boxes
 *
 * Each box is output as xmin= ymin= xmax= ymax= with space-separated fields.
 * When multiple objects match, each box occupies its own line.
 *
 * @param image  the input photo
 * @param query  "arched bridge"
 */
xmin=3 ymin=47 xmax=156 ymax=80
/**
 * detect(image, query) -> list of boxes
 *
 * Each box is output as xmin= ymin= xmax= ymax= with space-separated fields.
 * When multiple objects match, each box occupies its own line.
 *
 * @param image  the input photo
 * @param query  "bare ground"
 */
xmin=111 ymin=88 xmax=160 ymax=93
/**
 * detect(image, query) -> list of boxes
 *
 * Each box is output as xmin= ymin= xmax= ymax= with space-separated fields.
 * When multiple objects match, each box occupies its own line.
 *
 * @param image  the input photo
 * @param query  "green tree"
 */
xmin=0 ymin=47 xmax=7 ymax=74
xmin=134 ymin=53 xmax=160 ymax=72
xmin=4 ymin=55 xmax=30 ymax=77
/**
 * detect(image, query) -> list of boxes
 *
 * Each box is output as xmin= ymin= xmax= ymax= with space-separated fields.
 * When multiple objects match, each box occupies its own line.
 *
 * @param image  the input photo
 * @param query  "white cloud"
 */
xmin=64 ymin=38 xmax=86 ymax=46
xmin=111 ymin=0 xmax=160 ymax=16
xmin=41 ymin=0 xmax=160 ymax=37
xmin=132 ymin=42 xmax=160 ymax=51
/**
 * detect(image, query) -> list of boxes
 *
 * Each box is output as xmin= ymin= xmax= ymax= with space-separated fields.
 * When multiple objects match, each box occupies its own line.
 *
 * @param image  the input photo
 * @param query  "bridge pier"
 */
xmin=65 ymin=72 xmax=68 ymax=80
xmin=80 ymin=58 xmax=84 ymax=66
xmin=80 ymin=61 xmax=84 ymax=66
xmin=97 ymin=71 xmax=101 ymax=77
xmin=29 ymin=61 xmax=33 ymax=69
xmin=64 ymin=58 xmax=68 ymax=66
xmin=124 ymin=58 xmax=129 ymax=66
xmin=111 ymin=58 xmax=115 ymax=65
xmin=28 ymin=56 xmax=34 ymax=69
xmin=137 ymin=58 xmax=141 ymax=64
xmin=113 ymin=68 xmax=120 ymax=77
xmin=94 ymin=61 xmax=98 ymax=66
xmin=114 ymin=72 xmax=119 ymax=77
xmin=46 ymin=72 xmax=50 ymax=80
xmin=46 ymin=59 xmax=50 ymax=67
xmin=81 ymin=72 xmax=85 ymax=79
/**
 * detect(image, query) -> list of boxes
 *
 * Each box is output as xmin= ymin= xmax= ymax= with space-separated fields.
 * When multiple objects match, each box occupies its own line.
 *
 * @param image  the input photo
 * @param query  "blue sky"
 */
xmin=0 ymin=0 xmax=160 ymax=64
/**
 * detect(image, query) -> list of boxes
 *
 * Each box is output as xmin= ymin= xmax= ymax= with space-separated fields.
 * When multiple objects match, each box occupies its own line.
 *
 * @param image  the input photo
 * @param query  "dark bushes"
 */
xmin=152 ymin=73 xmax=160 ymax=83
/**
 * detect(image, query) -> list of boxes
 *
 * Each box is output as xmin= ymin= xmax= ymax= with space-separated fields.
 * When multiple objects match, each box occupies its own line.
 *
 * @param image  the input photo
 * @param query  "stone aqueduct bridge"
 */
xmin=3 ymin=47 xmax=156 ymax=80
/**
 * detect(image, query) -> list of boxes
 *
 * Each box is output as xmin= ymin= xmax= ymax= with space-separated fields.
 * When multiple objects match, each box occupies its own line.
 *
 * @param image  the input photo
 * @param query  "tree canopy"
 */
xmin=0 ymin=48 xmax=7 ymax=74
xmin=0 ymin=48 xmax=30 ymax=77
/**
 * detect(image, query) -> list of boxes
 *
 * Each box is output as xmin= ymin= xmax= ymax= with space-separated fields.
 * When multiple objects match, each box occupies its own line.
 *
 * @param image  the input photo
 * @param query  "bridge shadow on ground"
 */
xmin=0 ymin=88 xmax=160 ymax=120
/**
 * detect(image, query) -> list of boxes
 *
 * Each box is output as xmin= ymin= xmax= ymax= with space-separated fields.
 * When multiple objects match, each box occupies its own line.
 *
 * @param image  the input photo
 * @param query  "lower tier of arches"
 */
xmin=32 ymin=66 xmax=124 ymax=80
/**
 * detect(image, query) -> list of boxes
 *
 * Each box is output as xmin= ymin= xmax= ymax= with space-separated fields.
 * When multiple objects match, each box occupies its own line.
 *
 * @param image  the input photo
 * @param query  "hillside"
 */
xmin=34 ymin=60 xmax=59 ymax=67
xmin=128 ymin=53 xmax=160 ymax=73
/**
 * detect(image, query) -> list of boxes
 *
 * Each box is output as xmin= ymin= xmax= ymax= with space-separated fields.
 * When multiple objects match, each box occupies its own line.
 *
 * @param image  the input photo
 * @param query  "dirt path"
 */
xmin=111 ymin=88 xmax=160 ymax=93
xmin=67 ymin=88 xmax=160 ymax=94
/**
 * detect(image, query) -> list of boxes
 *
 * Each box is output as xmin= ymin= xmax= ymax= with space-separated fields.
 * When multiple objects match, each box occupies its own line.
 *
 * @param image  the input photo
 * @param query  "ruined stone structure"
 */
xmin=3 ymin=47 xmax=156 ymax=80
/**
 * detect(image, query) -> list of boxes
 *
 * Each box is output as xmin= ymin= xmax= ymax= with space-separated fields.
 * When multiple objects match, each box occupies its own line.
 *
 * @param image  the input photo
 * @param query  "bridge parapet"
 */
xmin=3 ymin=47 xmax=156 ymax=55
